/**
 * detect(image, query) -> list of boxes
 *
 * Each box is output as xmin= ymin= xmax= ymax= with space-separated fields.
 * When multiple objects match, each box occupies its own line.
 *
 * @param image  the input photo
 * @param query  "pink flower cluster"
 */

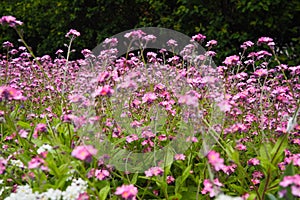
xmin=279 ymin=175 xmax=300 ymax=197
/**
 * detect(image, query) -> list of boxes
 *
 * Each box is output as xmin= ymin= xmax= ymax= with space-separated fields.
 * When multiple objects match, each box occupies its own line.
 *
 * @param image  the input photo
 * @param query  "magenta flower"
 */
xmin=65 ymin=29 xmax=80 ymax=38
xmin=207 ymin=150 xmax=225 ymax=171
xmin=115 ymin=184 xmax=138 ymax=200
xmin=223 ymin=55 xmax=240 ymax=66
xmin=71 ymin=145 xmax=97 ymax=162
xmin=0 ymin=158 xmax=7 ymax=174
xmin=3 ymin=41 xmax=14 ymax=48
xmin=145 ymin=166 xmax=164 ymax=177
xmin=191 ymin=33 xmax=206 ymax=42
xmin=0 ymin=15 xmax=23 ymax=27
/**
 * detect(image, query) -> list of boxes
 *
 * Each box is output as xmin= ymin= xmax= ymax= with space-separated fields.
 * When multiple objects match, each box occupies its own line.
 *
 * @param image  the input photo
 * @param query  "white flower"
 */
xmin=215 ymin=194 xmax=243 ymax=200
xmin=37 ymin=144 xmax=53 ymax=154
xmin=10 ymin=159 xmax=26 ymax=168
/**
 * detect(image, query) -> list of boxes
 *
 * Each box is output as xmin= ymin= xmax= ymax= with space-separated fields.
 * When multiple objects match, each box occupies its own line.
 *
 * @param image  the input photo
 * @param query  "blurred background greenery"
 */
xmin=1 ymin=0 xmax=299 ymax=65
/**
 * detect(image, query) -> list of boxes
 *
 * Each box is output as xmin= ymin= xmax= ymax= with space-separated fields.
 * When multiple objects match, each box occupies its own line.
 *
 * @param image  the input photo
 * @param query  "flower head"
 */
xmin=0 ymin=15 xmax=23 ymax=27
xmin=65 ymin=29 xmax=80 ymax=38
xmin=207 ymin=150 xmax=225 ymax=171
xmin=71 ymin=145 xmax=97 ymax=162
xmin=223 ymin=55 xmax=240 ymax=66
xmin=115 ymin=184 xmax=138 ymax=200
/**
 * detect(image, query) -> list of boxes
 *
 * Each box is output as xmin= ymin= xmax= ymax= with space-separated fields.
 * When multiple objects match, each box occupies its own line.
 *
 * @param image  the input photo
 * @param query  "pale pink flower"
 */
xmin=174 ymin=154 xmax=186 ymax=161
xmin=166 ymin=176 xmax=175 ymax=184
xmin=0 ymin=15 xmax=23 ymax=27
xmin=95 ymin=169 xmax=110 ymax=180
xmin=33 ymin=123 xmax=47 ymax=139
xmin=93 ymin=85 xmax=114 ymax=97
xmin=166 ymin=39 xmax=178 ymax=47
xmin=223 ymin=55 xmax=240 ymax=66
xmin=71 ymin=145 xmax=97 ymax=162
xmin=65 ymin=29 xmax=80 ymax=38
xmin=145 ymin=166 xmax=164 ymax=177
xmin=248 ymin=158 xmax=260 ymax=166
xmin=207 ymin=150 xmax=225 ymax=171
xmin=115 ymin=184 xmax=138 ymax=200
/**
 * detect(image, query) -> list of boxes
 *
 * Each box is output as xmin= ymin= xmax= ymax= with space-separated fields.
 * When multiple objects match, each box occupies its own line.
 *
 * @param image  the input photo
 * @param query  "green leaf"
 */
xmin=266 ymin=193 xmax=277 ymax=200
xmin=99 ymin=185 xmax=110 ymax=200
xmin=131 ymin=173 xmax=139 ymax=185
xmin=17 ymin=121 xmax=31 ymax=129
xmin=270 ymin=135 xmax=288 ymax=165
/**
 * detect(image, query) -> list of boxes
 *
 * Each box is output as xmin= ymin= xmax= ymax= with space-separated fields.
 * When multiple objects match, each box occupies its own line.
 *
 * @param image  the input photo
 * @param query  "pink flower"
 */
xmin=33 ymin=123 xmax=47 ymax=139
xmin=0 ymin=158 xmax=7 ymax=174
xmin=223 ymin=55 xmax=240 ymax=66
xmin=0 ymin=16 xmax=23 ymax=27
xmin=174 ymin=154 xmax=186 ymax=161
xmin=201 ymin=178 xmax=222 ymax=197
xmin=71 ymin=145 xmax=97 ymax=162
xmin=0 ymin=86 xmax=26 ymax=101
xmin=95 ymin=169 xmax=110 ymax=180
xmin=3 ymin=41 xmax=13 ymax=48
xmin=142 ymin=92 xmax=157 ymax=104
xmin=77 ymin=192 xmax=89 ymax=200
xmin=235 ymin=144 xmax=247 ymax=151
xmin=240 ymin=41 xmax=254 ymax=49
xmin=257 ymin=37 xmax=274 ymax=46
xmin=124 ymin=30 xmax=146 ymax=40
xmin=253 ymin=69 xmax=268 ymax=77
xmin=191 ymin=33 xmax=206 ymax=42
xmin=248 ymin=158 xmax=260 ymax=166
xmin=115 ymin=184 xmax=138 ymax=200
xmin=207 ymin=150 xmax=225 ymax=171
xmin=65 ymin=29 xmax=80 ymax=38
xmin=93 ymin=85 xmax=114 ymax=97
xmin=291 ymin=185 xmax=300 ymax=197
xmin=205 ymin=40 xmax=217 ymax=47
xmin=28 ymin=157 xmax=44 ymax=169
xmin=145 ymin=166 xmax=164 ymax=177
xmin=166 ymin=39 xmax=178 ymax=47
xmin=166 ymin=176 xmax=175 ymax=184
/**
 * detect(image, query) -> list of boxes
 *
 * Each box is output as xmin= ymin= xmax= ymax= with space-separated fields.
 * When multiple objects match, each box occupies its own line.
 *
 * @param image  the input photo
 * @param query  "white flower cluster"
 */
xmin=4 ymin=185 xmax=37 ymax=200
xmin=37 ymin=144 xmax=54 ymax=154
xmin=62 ymin=178 xmax=88 ymax=200
xmin=215 ymin=194 xmax=243 ymax=200
xmin=4 ymin=178 xmax=88 ymax=200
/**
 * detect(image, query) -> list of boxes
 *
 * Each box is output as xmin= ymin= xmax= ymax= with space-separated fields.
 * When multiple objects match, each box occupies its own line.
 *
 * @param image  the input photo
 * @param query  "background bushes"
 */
xmin=1 ymin=0 xmax=299 ymax=65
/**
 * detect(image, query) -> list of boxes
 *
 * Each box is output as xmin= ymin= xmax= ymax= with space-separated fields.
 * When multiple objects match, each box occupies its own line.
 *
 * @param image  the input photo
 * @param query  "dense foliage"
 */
xmin=0 ymin=0 xmax=299 ymax=65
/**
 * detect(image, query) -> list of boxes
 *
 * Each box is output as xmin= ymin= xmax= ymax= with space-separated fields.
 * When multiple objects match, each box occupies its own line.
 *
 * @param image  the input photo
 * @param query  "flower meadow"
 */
xmin=0 ymin=15 xmax=300 ymax=200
